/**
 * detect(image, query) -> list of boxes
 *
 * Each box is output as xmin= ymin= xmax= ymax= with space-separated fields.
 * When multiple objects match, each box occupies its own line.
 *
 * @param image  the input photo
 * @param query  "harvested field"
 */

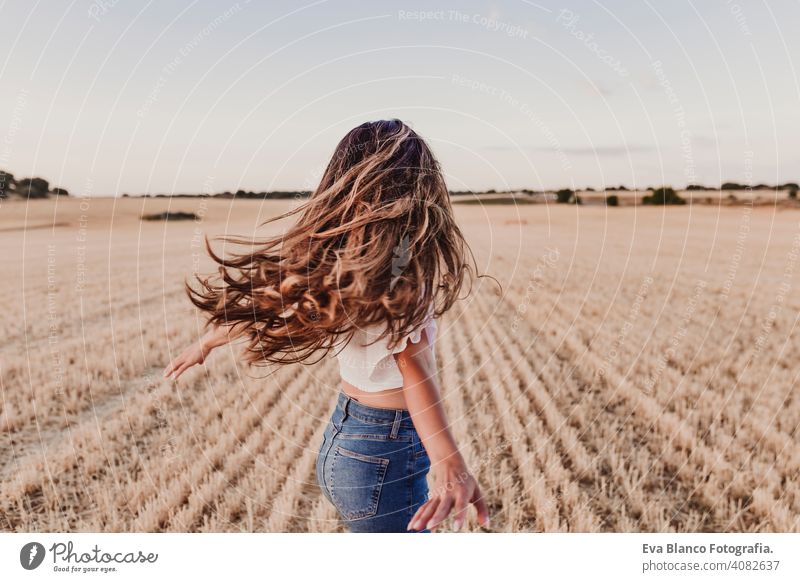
xmin=1 ymin=197 xmax=798 ymax=532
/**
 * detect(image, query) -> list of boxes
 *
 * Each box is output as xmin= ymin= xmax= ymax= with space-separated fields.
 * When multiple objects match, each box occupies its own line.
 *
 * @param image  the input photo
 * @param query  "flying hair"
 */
xmin=186 ymin=119 xmax=496 ymax=366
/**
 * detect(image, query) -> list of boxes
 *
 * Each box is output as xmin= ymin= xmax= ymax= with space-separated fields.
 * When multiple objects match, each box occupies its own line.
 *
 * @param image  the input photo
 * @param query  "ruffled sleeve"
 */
xmin=362 ymin=304 xmax=438 ymax=389
xmin=389 ymin=309 xmax=437 ymax=355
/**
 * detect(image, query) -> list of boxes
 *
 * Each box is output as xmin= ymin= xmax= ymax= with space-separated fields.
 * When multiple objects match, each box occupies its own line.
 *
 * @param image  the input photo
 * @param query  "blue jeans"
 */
xmin=316 ymin=392 xmax=431 ymax=532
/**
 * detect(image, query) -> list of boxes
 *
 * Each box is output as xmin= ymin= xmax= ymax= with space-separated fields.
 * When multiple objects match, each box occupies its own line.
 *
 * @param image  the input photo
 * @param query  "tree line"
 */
xmin=2 ymin=168 xmax=798 ymax=204
xmin=0 ymin=171 xmax=69 ymax=199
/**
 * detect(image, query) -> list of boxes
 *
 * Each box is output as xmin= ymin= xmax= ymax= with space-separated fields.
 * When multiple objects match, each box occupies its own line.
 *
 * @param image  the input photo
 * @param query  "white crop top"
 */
xmin=335 ymin=305 xmax=438 ymax=393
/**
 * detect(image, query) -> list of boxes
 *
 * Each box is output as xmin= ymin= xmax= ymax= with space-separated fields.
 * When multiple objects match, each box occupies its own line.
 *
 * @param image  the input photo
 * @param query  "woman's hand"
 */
xmin=163 ymin=323 xmax=239 ymax=380
xmin=407 ymin=457 xmax=490 ymax=532
xmin=162 ymin=340 xmax=211 ymax=380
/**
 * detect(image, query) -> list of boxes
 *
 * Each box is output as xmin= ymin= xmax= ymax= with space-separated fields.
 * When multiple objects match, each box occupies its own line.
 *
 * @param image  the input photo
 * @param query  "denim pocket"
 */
xmin=329 ymin=443 xmax=389 ymax=521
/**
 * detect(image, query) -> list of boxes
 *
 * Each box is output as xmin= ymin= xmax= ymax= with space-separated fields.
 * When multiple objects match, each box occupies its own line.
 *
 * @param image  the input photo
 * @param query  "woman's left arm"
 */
xmin=394 ymin=332 xmax=490 ymax=531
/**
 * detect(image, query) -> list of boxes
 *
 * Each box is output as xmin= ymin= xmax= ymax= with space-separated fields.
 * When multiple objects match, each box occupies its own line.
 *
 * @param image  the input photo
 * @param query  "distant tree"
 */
xmin=606 ymin=194 xmax=619 ymax=207
xmin=16 ymin=177 xmax=50 ymax=198
xmin=686 ymin=184 xmax=706 ymax=190
xmin=781 ymin=182 xmax=799 ymax=190
xmin=555 ymin=189 xmax=574 ymax=204
xmin=617 ymin=185 xmax=628 ymax=191
xmin=231 ymin=190 xmax=260 ymax=198
xmin=585 ymin=187 xmax=595 ymax=192
xmin=642 ymin=187 xmax=686 ymax=205
xmin=789 ymin=188 xmax=798 ymax=200
xmin=52 ymin=187 xmax=69 ymax=196
xmin=486 ymin=189 xmax=496 ymax=194
xmin=721 ymin=182 xmax=744 ymax=190
xmin=0 ymin=170 xmax=15 ymax=198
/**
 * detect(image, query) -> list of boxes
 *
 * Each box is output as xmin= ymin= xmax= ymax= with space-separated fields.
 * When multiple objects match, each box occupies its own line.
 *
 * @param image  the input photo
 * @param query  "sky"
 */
xmin=0 ymin=0 xmax=798 ymax=196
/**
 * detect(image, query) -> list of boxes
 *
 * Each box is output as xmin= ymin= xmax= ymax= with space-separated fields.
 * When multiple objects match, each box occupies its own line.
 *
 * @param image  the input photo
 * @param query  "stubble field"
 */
xmin=1 ymin=196 xmax=798 ymax=532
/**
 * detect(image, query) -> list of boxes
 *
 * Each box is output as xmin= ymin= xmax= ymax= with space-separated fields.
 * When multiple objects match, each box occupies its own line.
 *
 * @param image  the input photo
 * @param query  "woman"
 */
xmin=163 ymin=119 xmax=491 ymax=533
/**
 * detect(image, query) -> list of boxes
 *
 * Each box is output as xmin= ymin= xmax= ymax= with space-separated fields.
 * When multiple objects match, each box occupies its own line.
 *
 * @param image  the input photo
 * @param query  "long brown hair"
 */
xmin=188 ymin=119 xmax=487 ymax=366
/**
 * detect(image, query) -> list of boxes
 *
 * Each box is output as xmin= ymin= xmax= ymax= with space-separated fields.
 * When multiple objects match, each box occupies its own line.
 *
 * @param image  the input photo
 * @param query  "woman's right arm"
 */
xmin=162 ymin=323 xmax=239 ymax=380
xmin=394 ymin=332 xmax=490 ymax=531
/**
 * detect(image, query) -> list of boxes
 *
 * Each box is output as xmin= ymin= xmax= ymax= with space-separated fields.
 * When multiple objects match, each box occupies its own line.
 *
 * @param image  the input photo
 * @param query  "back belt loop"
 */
xmin=389 ymin=410 xmax=402 ymax=439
